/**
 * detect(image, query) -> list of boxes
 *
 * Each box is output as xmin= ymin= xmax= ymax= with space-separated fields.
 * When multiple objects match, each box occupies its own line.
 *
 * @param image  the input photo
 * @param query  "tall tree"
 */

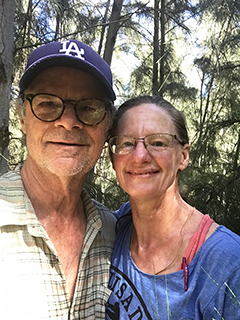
xmin=0 ymin=0 xmax=15 ymax=174
xmin=152 ymin=0 xmax=160 ymax=95
xmin=128 ymin=0 xmax=197 ymax=99
xmin=103 ymin=0 xmax=124 ymax=65
xmin=180 ymin=0 xmax=240 ymax=234
xmin=98 ymin=0 xmax=111 ymax=55
xmin=159 ymin=0 xmax=165 ymax=96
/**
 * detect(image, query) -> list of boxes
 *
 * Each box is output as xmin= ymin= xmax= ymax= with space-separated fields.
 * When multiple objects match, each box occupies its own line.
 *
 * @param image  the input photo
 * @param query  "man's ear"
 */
xmin=112 ymin=161 xmax=116 ymax=171
xmin=179 ymin=144 xmax=189 ymax=171
xmin=19 ymin=116 xmax=27 ymax=134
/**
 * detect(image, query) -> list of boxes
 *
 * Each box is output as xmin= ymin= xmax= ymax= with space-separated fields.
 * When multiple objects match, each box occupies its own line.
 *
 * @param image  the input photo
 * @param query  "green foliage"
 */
xmin=8 ymin=105 xmax=27 ymax=170
xmin=5 ymin=0 xmax=240 ymax=232
xmin=179 ymin=3 xmax=240 ymax=234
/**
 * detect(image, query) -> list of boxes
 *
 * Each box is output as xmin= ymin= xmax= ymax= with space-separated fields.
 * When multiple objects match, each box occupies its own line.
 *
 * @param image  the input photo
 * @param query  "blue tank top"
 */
xmin=106 ymin=203 xmax=240 ymax=319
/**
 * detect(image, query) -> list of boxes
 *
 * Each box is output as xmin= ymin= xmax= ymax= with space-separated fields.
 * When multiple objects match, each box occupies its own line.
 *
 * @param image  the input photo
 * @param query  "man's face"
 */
xmin=20 ymin=66 xmax=110 ymax=178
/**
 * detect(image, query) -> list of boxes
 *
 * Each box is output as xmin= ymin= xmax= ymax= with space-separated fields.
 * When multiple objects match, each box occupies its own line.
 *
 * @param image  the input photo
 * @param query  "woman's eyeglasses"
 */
xmin=24 ymin=93 xmax=111 ymax=126
xmin=109 ymin=133 xmax=184 ymax=155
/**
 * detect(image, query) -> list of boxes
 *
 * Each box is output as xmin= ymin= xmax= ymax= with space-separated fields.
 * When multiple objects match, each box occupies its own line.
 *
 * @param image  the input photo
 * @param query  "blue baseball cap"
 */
xmin=19 ymin=39 xmax=116 ymax=100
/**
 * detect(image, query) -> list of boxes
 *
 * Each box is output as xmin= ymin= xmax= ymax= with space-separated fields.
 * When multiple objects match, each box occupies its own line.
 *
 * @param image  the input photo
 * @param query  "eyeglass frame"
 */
xmin=23 ymin=93 xmax=112 ymax=126
xmin=108 ymin=133 xmax=185 ymax=155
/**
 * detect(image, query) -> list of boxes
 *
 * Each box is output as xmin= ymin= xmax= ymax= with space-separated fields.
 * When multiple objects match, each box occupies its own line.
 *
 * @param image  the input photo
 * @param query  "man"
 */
xmin=0 ymin=39 xmax=116 ymax=319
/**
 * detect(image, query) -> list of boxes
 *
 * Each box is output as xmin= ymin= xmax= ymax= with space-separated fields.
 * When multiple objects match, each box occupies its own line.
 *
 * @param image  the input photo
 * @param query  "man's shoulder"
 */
xmin=0 ymin=169 xmax=26 ymax=225
xmin=91 ymin=199 xmax=116 ymax=225
xmin=0 ymin=168 xmax=23 ymax=196
xmin=91 ymin=199 xmax=117 ymax=242
xmin=0 ymin=168 xmax=22 ymax=182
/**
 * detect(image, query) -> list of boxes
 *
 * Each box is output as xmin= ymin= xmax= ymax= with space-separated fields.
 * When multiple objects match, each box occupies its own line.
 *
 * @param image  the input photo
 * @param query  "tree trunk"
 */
xmin=98 ymin=0 xmax=111 ymax=55
xmin=152 ymin=0 xmax=159 ymax=95
xmin=103 ymin=0 xmax=124 ymax=65
xmin=0 ymin=0 xmax=15 ymax=174
xmin=159 ymin=0 xmax=165 ymax=97
xmin=21 ymin=0 xmax=33 ymax=46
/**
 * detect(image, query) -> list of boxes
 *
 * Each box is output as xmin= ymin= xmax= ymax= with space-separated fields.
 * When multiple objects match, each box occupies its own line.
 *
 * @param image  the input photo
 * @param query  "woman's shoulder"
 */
xmin=113 ymin=202 xmax=133 ymax=234
xmin=114 ymin=201 xmax=131 ymax=218
xmin=196 ymin=225 xmax=240 ymax=271
xmin=209 ymin=225 xmax=240 ymax=246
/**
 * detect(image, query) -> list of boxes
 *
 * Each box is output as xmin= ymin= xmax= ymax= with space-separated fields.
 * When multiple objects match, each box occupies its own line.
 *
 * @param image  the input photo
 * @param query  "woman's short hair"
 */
xmin=108 ymin=95 xmax=189 ymax=145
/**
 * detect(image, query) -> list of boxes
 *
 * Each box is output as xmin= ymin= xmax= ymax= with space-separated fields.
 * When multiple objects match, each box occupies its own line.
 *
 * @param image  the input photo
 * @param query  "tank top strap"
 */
xmin=178 ymin=214 xmax=214 ymax=270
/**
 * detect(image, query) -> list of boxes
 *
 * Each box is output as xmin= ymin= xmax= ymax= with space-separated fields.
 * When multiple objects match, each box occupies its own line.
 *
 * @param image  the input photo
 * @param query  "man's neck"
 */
xmin=20 ymin=158 xmax=87 ymax=220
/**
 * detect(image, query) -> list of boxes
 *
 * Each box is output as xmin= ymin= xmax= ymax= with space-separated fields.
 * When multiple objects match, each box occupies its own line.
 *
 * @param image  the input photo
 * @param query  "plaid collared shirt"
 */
xmin=0 ymin=168 xmax=116 ymax=320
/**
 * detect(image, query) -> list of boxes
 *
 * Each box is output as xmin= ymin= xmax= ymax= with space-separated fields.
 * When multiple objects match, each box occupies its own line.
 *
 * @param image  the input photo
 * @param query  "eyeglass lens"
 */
xmin=29 ymin=94 xmax=107 ymax=125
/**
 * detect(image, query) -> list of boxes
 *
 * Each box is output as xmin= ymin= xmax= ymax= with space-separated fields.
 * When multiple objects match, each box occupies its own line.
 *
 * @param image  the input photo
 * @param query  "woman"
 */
xmin=106 ymin=96 xmax=240 ymax=320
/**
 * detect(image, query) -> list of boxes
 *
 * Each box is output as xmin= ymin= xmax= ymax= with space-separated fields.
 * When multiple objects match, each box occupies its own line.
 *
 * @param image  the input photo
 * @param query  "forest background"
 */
xmin=0 ymin=0 xmax=240 ymax=234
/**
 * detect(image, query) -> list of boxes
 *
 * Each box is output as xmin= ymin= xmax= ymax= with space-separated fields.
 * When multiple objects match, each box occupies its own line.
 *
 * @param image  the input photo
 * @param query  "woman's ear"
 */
xmin=179 ymin=144 xmax=189 ymax=171
xmin=111 ymin=155 xmax=116 ymax=171
xmin=108 ymin=148 xmax=116 ymax=171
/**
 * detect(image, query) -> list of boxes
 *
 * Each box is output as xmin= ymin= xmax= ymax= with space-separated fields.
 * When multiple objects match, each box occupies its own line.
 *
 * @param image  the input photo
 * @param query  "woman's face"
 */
xmin=112 ymin=103 xmax=189 ymax=202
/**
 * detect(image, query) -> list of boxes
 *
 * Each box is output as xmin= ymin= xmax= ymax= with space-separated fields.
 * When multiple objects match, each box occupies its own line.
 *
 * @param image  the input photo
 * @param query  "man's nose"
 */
xmin=54 ymin=103 xmax=83 ymax=130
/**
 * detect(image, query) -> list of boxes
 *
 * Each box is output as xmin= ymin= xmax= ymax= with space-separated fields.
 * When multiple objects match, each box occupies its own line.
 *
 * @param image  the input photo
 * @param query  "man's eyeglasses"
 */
xmin=108 ymin=133 xmax=184 ymax=155
xmin=24 ymin=93 xmax=111 ymax=126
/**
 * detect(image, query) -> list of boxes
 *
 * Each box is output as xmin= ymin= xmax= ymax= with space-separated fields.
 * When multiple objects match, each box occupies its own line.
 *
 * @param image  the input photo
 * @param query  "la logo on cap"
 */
xmin=59 ymin=41 xmax=85 ymax=60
